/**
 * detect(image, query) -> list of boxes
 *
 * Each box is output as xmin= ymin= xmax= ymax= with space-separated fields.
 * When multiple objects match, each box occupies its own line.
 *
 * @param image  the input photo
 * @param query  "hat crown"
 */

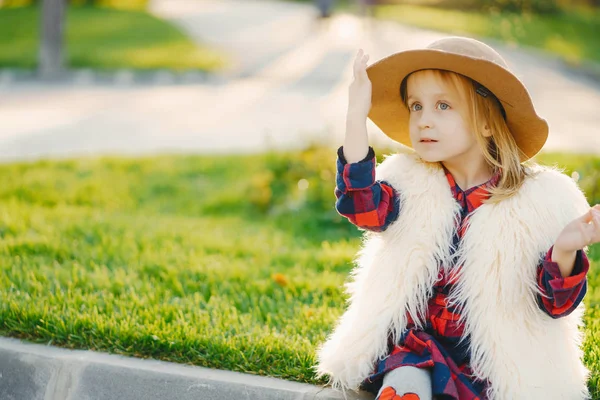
xmin=427 ymin=37 xmax=509 ymax=69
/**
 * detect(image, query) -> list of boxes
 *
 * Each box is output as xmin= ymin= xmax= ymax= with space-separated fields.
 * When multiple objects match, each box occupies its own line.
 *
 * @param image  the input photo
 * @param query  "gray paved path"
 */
xmin=0 ymin=0 xmax=599 ymax=163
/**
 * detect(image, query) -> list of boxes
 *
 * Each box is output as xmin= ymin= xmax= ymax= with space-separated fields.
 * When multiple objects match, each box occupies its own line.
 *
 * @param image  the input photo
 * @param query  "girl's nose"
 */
xmin=418 ymin=121 xmax=431 ymax=130
xmin=417 ymin=109 xmax=433 ymax=130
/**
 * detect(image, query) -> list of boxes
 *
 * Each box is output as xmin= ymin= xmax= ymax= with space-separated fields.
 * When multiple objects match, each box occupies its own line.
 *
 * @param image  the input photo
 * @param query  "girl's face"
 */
xmin=406 ymin=70 xmax=486 ymax=165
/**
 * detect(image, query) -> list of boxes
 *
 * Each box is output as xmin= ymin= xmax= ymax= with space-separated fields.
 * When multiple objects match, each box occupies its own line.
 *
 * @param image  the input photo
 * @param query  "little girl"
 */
xmin=314 ymin=37 xmax=600 ymax=400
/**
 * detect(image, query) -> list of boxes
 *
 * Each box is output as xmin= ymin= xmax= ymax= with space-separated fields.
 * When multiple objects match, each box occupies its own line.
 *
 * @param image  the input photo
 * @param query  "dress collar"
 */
xmin=442 ymin=165 xmax=501 ymax=214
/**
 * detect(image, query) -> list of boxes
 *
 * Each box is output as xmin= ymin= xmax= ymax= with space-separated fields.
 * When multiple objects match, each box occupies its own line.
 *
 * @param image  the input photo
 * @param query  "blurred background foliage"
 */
xmin=2 ymin=0 xmax=598 ymax=67
xmin=2 ymin=0 xmax=599 ymax=12
xmin=0 ymin=0 xmax=148 ymax=9
xmin=384 ymin=0 xmax=599 ymax=13
xmin=285 ymin=0 xmax=600 ymax=13
xmin=365 ymin=0 xmax=600 ymax=65
xmin=0 ymin=0 xmax=225 ymax=70
xmin=281 ymin=0 xmax=600 ymax=64
xmin=247 ymin=145 xmax=600 ymax=237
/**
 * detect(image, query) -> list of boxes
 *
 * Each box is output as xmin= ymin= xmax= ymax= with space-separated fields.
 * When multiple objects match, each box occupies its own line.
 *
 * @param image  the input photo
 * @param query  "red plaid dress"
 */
xmin=334 ymin=147 xmax=589 ymax=400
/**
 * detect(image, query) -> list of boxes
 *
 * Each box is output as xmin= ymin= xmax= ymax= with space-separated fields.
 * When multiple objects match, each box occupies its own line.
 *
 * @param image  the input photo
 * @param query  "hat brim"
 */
xmin=366 ymin=49 xmax=548 ymax=162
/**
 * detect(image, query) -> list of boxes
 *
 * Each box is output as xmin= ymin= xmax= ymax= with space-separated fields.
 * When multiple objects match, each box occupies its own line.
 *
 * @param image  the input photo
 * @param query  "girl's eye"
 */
xmin=437 ymin=102 xmax=450 ymax=110
xmin=409 ymin=103 xmax=422 ymax=112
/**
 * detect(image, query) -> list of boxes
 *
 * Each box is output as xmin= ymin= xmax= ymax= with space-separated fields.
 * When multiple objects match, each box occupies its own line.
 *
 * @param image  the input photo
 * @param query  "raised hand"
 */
xmin=555 ymin=204 xmax=600 ymax=253
xmin=348 ymin=48 xmax=372 ymax=121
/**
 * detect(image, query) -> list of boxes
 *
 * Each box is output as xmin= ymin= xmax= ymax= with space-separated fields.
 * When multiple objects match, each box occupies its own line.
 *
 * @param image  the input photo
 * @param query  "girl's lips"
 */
xmin=420 ymin=139 xmax=438 ymax=143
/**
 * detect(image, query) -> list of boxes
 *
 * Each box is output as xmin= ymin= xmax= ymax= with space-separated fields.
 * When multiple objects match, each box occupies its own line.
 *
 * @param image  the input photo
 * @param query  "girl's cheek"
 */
xmin=447 ymin=119 xmax=464 ymax=136
xmin=408 ymin=119 xmax=418 ymax=132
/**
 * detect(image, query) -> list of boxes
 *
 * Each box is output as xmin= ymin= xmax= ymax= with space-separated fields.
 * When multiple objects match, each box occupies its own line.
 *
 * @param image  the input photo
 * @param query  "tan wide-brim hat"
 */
xmin=366 ymin=36 xmax=548 ymax=162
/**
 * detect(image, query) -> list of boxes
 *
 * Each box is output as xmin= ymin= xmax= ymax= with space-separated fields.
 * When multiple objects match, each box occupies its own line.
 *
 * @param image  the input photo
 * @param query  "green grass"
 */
xmin=375 ymin=4 xmax=600 ymax=66
xmin=0 ymin=146 xmax=598 ymax=396
xmin=0 ymin=5 xmax=226 ymax=71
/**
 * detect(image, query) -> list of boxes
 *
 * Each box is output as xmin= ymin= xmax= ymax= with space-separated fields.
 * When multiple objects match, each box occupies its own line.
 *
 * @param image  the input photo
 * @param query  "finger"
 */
xmin=590 ymin=214 xmax=600 ymax=245
xmin=359 ymin=62 xmax=368 ymax=77
xmin=581 ymin=208 xmax=594 ymax=224
xmin=359 ymin=55 xmax=369 ymax=76
xmin=581 ymin=222 xmax=595 ymax=246
xmin=356 ymin=49 xmax=363 ymax=61
xmin=353 ymin=53 xmax=361 ymax=78
xmin=593 ymin=210 xmax=600 ymax=231
xmin=355 ymin=51 xmax=366 ymax=69
xmin=592 ymin=208 xmax=600 ymax=225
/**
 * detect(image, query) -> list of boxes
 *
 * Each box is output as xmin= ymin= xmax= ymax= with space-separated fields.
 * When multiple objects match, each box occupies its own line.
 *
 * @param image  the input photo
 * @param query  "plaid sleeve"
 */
xmin=536 ymin=246 xmax=589 ymax=319
xmin=334 ymin=146 xmax=400 ymax=232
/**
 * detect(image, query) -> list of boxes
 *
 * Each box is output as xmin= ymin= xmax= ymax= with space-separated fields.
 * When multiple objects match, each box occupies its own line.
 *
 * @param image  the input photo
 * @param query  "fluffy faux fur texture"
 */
xmin=315 ymin=152 xmax=591 ymax=399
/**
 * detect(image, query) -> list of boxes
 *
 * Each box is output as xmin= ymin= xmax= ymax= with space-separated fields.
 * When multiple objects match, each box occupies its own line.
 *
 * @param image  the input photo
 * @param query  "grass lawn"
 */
xmin=0 ymin=146 xmax=598 ymax=396
xmin=374 ymin=4 xmax=600 ymax=66
xmin=0 ymin=5 xmax=226 ymax=71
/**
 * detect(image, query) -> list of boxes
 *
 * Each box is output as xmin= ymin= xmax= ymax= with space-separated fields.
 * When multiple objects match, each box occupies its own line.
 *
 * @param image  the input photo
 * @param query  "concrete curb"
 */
xmin=0 ymin=337 xmax=374 ymax=400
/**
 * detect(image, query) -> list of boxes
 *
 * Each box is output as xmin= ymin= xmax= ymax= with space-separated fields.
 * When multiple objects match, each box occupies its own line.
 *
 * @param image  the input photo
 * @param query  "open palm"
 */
xmin=555 ymin=204 xmax=600 ymax=252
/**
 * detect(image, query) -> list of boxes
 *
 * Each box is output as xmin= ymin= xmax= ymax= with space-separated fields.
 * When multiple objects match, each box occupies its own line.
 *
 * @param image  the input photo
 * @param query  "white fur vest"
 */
xmin=315 ymin=152 xmax=591 ymax=400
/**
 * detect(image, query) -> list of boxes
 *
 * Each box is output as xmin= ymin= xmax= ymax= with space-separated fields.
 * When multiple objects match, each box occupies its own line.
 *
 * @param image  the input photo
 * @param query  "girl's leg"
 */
xmin=375 ymin=366 xmax=433 ymax=400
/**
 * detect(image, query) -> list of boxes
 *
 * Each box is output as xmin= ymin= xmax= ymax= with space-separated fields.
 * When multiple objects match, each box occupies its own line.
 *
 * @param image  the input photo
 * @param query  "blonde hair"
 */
xmin=400 ymin=69 xmax=538 ymax=203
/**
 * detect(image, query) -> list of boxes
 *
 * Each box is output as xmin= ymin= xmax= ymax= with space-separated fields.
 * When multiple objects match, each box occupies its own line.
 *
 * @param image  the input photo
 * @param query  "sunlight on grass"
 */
xmin=545 ymin=35 xmax=583 ymax=66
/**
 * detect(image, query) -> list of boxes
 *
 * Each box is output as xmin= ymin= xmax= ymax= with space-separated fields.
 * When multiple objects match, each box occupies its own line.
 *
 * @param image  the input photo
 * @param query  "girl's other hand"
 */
xmin=348 ymin=49 xmax=372 ymax=121
xmin=554 ymin=204 xmax=600 ymax=253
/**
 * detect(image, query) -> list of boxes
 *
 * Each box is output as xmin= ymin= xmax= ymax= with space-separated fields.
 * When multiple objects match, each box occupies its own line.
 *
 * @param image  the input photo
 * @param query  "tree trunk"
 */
xmin=39 ymin=0 xmax=66 ymax=80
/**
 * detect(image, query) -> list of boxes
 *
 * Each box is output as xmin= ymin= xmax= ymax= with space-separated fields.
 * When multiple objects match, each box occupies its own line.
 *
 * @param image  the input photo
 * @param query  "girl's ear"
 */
xmin=482 ymin=124 xmax=492 ymax=138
